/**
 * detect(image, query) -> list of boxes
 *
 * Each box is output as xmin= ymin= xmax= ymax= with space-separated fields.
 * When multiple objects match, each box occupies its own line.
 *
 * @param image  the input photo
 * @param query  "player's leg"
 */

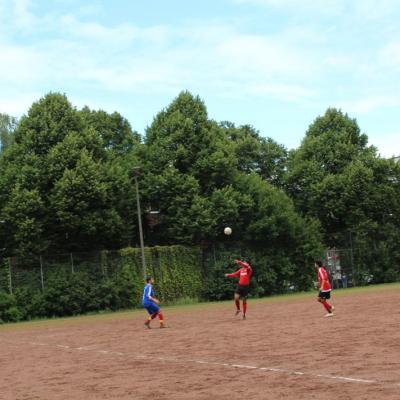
xmin=144 ymin=304 xmax=160 ymax=328
xmin=242 ymin=298 xmax=247 ymax=319
xmin=318 ymin=292 xmax=333 ymax=316
xmin=234 ymin=291 xmax=241 ymax=315
xmin=158 ymin=309 xmax=166 ymax=328
xmin=149 ymin=303 xmax=165 ymax=328
xmin=144 ymin=309 xmax=153 ymax=328
xmin=242 ymin=285 xmax=249 ymax=320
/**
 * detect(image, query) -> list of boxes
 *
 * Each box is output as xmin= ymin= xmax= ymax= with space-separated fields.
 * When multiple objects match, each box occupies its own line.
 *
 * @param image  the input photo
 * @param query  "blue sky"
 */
xmin=1 ymin=0 xmax=399 ymax=156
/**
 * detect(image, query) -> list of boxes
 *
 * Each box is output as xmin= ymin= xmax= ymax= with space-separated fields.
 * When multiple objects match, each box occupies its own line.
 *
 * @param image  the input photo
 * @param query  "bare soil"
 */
xmin=1 ymin=287 xmax=400 ymax=400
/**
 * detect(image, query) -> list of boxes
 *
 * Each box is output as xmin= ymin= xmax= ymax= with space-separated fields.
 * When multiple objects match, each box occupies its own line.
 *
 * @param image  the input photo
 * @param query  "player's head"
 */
xmin=314 ymin=260 xmax=323 ymax=269
xmin=146 ymin=276 xmax=154 ymax=284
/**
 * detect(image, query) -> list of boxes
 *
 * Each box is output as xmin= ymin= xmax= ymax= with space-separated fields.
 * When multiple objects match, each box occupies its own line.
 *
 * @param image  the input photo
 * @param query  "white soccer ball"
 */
xmin=224 ymin=227 xmax=232 ymax=235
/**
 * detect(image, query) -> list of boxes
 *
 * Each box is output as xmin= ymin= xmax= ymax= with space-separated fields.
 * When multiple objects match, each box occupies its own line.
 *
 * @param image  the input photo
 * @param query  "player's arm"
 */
xmin=145 ymin=286 xmax=160 ymax=305
xmin=225 ymin=269 xmax=240 ymax=278
xmin=235 ymin=260 xmax=252 ymax=277
xmin=235 ymin=259 xmax=250 ymax=269
xmin=149 ymin=296 xmax=160 ymax=305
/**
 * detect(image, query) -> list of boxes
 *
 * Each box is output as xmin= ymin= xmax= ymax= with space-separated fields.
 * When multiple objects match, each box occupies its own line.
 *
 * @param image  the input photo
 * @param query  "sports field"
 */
xmin=1 ymin=284 xmax=400 ymax=400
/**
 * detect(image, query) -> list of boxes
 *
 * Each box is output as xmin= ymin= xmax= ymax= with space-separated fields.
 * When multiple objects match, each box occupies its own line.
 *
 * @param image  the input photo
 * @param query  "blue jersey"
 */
xmin=142 ymin=283 xmax=154 ymax=306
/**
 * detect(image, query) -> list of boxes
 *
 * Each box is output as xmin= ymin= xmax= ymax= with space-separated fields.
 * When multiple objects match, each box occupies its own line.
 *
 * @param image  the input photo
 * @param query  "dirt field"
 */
xmin=1 ymin=285 xmax=400 ymax=400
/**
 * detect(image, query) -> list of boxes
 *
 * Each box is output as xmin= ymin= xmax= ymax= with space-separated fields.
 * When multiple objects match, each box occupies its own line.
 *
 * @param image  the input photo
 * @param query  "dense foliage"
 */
xmin=285 ymin=108 xmax=400 ymax=283
xmin=0 ymin=92 xmax=399 ymax=322
xmin=0 ymin=94 xmax=140 ymax=254
xmin=0 ymin=245 xmax=203 ymax=322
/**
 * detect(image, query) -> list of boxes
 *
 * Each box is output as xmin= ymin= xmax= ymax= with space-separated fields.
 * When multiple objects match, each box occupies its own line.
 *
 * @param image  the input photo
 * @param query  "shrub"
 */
xmin=0 ymin=291 xmax=22 ymax=323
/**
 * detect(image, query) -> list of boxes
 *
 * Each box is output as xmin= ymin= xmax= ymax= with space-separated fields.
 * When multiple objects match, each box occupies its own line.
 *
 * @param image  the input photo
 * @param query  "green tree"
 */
xmin=1 ymin=185 xmax=46 ymax=254
xmin=144 ymin=91 xmax=238 ymax=193
xmin=0 ymin=93 xmax=139 ymax=254
xmin=285 ymin=108 xmax=400 ymax=282
xmin=221 ymin=122 xmax=288 ymax=187
xmin=80 ymin=107 xmax=140 ymax=156
xmin=0 ymin=113 xmax=17 ymax=153
xmin=138 ymin=91 xmax=323 ymax=293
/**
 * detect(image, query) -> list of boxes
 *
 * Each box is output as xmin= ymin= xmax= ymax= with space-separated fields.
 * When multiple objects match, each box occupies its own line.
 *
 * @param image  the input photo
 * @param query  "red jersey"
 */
xmin=318 ymin=267 xmax=331 ymax=291
xmin=227 ymin=260 xmax=253 ymax=286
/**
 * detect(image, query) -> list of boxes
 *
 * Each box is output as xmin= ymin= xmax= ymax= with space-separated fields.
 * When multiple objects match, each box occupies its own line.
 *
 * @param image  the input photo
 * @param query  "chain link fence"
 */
xmin=325 ymin=248 xmax=353 ymax=289
xmin=1 ymin=245 xmax=399 ymax=296
xmin=324 ymin=245 xmax=400 ymax=288
xmin=0 ymin=251 xmax=141 ymax=294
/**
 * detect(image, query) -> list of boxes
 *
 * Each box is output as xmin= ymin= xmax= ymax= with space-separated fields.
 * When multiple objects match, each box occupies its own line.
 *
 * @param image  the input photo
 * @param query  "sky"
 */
xmin=0 ymin=0 xmax=399 ymax=157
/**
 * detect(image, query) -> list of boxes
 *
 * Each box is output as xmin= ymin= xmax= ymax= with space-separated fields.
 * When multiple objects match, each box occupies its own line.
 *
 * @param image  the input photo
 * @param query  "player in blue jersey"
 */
xmin=142 ymin=276 xmax=167 ymax=329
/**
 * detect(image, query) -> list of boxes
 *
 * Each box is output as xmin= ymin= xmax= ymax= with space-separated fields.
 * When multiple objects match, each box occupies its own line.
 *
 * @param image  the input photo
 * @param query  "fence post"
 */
xmin=8 ymin=258 xmax=13 ymax=295
xmin=70 ymin=253 xmax=75 ymax=274
xmin=39 ymin=255 xmax=45 ymax=291
xmin=349 ymin=231 xmax=355 ymax=285
xmin=100 ymin=251 xmax=107 ymax=278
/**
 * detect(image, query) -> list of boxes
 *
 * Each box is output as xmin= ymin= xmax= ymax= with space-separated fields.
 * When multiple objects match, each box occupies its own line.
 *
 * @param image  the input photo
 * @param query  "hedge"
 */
xmin=0 ymin=245 xmax=203 ymax=322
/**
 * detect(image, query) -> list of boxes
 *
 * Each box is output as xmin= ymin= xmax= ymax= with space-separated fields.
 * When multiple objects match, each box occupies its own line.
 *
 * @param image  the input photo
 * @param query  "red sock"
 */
xmin=235 ymin=299 xmax=240 ymax=311
xmin=321 ymin=300 xmax=332 ymax=313
xmin=151 ymin=312 xmax=158 ymax=320
xmin=158 ymin=312 xmax=164 ymax=324
xmin=243 ymin=300 xmax=247 ymax=315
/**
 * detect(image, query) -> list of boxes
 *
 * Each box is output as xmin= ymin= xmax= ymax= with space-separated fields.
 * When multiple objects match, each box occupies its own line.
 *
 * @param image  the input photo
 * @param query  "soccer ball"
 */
xmin=224 ymin=227 xmax=232 ymax=235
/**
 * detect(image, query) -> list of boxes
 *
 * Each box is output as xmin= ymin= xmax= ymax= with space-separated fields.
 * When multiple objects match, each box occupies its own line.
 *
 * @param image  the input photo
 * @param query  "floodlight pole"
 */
xmin=0 ymin=220 xmax=6 ymax=255
xmin=133 ymin=167 xmax=146 ymax=279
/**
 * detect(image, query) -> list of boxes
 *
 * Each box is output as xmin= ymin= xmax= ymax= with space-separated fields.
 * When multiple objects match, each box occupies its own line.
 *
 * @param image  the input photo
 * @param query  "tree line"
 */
xmin=0 ymin=91 xmax=399 ymax=288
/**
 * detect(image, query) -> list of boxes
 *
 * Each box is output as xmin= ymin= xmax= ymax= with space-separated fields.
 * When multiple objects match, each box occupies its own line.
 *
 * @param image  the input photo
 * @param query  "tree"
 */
xmin=0 ymin=93 xmax=139 ymax=254
xmin=14 ymin=93 xmax=82 ymax=156
xmin=221 ymin=122 xmax=288 ymax=187
xmin=285 ymin=108 xmax=400 ymax=282
xmin=1 ymin=185 xmax=46 ymax=255
xmin=138 ymin=91 xmax=323 ymax=293
xmin=80 ymin=107 xmax=140 ymax=156
xmin=285 ymin=108 xmax=375 ymax=226
xmin=0 ymin=113 xmax=17 ymax=153
xmin=144 ymin=91 xmax=238 ymax=193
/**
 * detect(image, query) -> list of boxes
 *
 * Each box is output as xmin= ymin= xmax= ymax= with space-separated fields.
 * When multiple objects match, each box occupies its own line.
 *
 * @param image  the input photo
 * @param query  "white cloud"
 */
xmin=0 ymin=12 xmax=318 ymax=103
xmin=368 ymin=132 xmax=400 ymax=158
xmin=12 ymin=0 xmax=37 ymax=31
xmin=0 ymin=92 xmax=41 ymax=116
xmin=232 ymin=0 xmax=346 ymax=16
xmin=59 ymin=15 xmax=135 ymax=44
xmin=0 ymin=3 xmax=366 ymax=108
xmin=1 ymin=0 xmax=399 ymax=159
xmin=0 ymin=43 xmax=46 ymax=84
xmin=379 ymin=42 xmax=400 ymax=69
xmin=246 ymin=83 xmax=316 ymax=100
xmin=232 ymin=0 xmax=399 ymax=19
xmin=216 ymin=34 xmax=315 ymax=78
xmin=337 ymin=95 xmax=400 ymax=113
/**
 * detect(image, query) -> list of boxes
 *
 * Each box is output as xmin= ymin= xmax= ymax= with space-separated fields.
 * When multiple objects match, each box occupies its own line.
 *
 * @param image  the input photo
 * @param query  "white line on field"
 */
xmin=232 ymin=364 xmax=258 ymax=369
xmin=10 ymin=339 xmax=398 ymax=388
xmin=56 ymin=344 xmax=70 ymax=349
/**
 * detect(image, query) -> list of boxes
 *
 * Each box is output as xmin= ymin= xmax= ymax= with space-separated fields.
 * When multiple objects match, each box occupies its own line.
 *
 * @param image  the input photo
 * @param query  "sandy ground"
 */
xmin=1 ymin=287 xmax=400 ymax=400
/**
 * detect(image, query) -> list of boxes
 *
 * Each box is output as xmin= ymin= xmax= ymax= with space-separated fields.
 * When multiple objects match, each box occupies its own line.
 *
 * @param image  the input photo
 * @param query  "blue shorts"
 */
xmin=144 ymin=303 xmax=160 ymax=315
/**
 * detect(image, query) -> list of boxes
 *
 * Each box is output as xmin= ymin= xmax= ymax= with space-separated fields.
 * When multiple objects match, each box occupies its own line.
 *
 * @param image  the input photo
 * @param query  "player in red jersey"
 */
xmin=315 ymin=260 xmax=334 ymax=317
xmin=225 ymin=259 xmax=253 ymax=320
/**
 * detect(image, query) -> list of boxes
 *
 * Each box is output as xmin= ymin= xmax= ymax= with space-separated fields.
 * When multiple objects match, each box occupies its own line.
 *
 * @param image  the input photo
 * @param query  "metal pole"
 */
xmin=39 ymin=255 xmax=44 ymax=291
xmin=70 ymin=252 xmax=75 ymax=274
xmin=8 ymin=258 xmax=12 ymax=295
xmin=134 ymin=175 xmax=146 ymax=279
xmin=349 ymin=231 xmax=355 ymax=285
